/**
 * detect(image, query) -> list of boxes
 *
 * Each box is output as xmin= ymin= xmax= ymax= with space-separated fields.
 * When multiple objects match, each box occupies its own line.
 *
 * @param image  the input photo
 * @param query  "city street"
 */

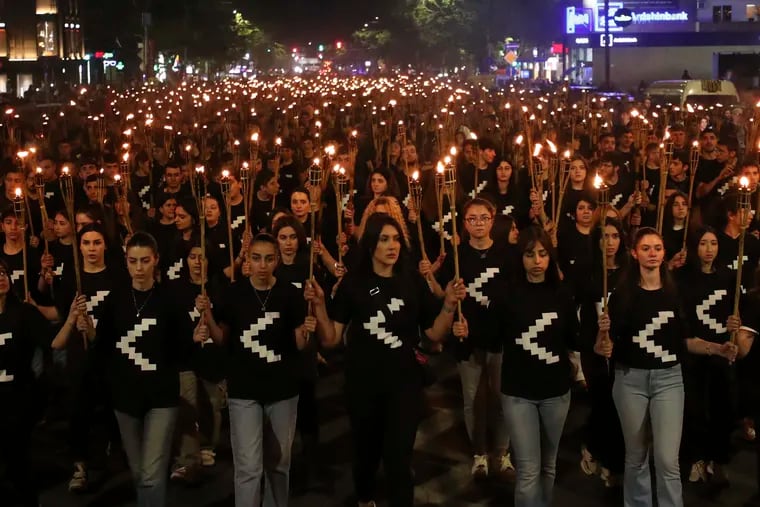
xmin=24 ymin=353 xmax=760 ymax=507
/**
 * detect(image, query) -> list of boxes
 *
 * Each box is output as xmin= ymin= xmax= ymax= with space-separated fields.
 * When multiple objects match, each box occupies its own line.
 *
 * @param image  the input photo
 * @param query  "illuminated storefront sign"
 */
xmin=565 ymin=2 xmax=690 ymax=34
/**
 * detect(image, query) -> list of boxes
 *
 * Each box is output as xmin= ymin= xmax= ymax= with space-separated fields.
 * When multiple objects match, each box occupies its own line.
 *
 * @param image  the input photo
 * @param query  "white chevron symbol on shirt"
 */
xmin=138 ymin=185 xmax=150 ymax=198
xmin=469 ymin=180 xmax=488 ymax=199
xmin=364 ymin=310 xmax=402 ymax=349
xmin=729 ymin=255 xmax=749 ymax=271
xmin=167 ymin=258 xmax=183 ymax=280
xmin=341 ymin=193 xmax=350 ymax=211
xmin=467 ymin=268 xmax=499 ymax=307
xmin=231 ymin=215 xmax=245 ymax=230
xmin=387 ymin=298 xmax=404 ymax=314
xmin=432 ymin=211 xmax=453 ymax=240
xmin=189 ymin=301 xmax=213 ymax=323
xmin=718 ymin=179 xmax=732 ymax=196
xmin=632 ymin=311 xmax=677 ymax=362
xmin=86 ymin=290 xmax=110 ymax=328
xmin=116 ymin=319 xmax=158 ymax=372
xmin=696 ymin=289 xmax=728 ymax=334
xmin=402 ymin=193 xmax=411 ymax=208
xmin=501 ymin=205 xmax=514 ymax=216
xmin=54 ymin=263 xmax=64 ymax=276
xmin=611 ymin=193 xmax=624 ymax=207
xmin=241 ymin=312 xmax=281 ymax=362
xmin=45 ymin=191 xmax=54 ymax=199
xmin=10 ymin=270 xmax=23 ymax=283
xmin=0 ymin=332 xmax=13 ymax=382
xmin=291 ymin=282 xmax=302 ymax=289
xmin=517 ymin=312 xmax=560 ymax=364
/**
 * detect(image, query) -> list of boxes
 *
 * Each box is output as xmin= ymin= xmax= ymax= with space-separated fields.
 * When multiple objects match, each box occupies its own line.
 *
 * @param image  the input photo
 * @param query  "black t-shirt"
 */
xmin=95 ymin=283 xmax=181 ymax=416
xmin=277 ymin=162 xmax=304 ymax=199
xmin=218 ymin=278 xmax=305 ymax=403
xmin=438 ymin=242 xmax=509 ymax=356
xmin=609 ymin=286 xmax=688 ymax=369
xmin=58 ymin=268 xmax=122 ymax=375
xmin=497 ymin=281 xmax=577 ymax=400
xmin=717 ymin=230 xmax=760 ymax=292
xmin=677 ymin=267 xmax=733 ymax=344
xmin=0 ymin=243 xmax=42 ymax=301
xmin=0 ymin=301 xmax=49 ymax=403
xmin=330 ymin=270 xmax=439 ymax=392
xmin=557 ymin=226 xmax=593 ymax=287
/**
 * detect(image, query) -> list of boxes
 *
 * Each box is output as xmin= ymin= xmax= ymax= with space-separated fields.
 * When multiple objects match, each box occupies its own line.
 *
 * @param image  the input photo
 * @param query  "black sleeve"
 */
xmin=436 ymin=249 xmax=454 ymax=287
xmin=561 ymin=288 xmax=581 ymax=351
xmin=417 ymin=274 xmax=441 ymax=332
xmin=94 ymin=291 xmax=116 ymax=353
xmin=578 ymin=298 xmax=598 ymax=353
xmin=741 ymin=293 xmax=760 ymax=335
xmin=329 ymin=274 xmax=353 ymax=325
xmin=23 ymin=303 xmax=53 ymax=349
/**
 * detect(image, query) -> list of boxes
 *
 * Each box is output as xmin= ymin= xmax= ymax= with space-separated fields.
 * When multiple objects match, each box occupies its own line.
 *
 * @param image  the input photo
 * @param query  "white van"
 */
xmin=645 ymin=80 xmax=739 ymax=108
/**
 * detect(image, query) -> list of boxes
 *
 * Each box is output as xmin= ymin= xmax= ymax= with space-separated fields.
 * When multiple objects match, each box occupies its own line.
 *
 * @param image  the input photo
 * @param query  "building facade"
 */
xmin=563 ymin=0 xmax=760 ymax=91
xmin=0 ymin=0 xmax=86 ymax=97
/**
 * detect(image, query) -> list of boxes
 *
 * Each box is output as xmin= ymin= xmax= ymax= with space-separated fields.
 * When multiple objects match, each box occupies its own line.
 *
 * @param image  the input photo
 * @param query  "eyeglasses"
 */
xmin=465 ymin=216 xmax=492 ymax=225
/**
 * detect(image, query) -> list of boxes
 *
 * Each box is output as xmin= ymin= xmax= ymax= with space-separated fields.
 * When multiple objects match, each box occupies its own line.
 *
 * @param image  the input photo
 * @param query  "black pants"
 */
xmin=347 ymin=382 xmax=421 ymax=507
xmin=581 ymin=352 xmax=625 ymax=474
xmin=68 ymin=366 xmax=121 ymax=463
xmin=0 ymin=395 xmax=38 ymax=507
xmin=297 ymin=379 xmax=319 ymax=441
xmin=682 ymin=357 xmax=735 ymax=465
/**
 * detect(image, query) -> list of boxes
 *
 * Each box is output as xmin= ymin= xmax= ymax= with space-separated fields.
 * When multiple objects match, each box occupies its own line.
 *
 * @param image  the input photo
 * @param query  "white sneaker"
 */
xmin=471 ymin=454 xmax=489 ymax=477
xmin=580 ymin=446 xmax=598 ymax=476
xmin=498 ymin=453 xmax=516 ymax=474
xmin=688 ymin=460 xmax=708 ymax=483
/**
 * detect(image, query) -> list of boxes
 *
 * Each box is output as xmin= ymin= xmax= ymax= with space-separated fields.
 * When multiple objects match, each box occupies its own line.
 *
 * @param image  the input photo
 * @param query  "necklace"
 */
xmin=253 ymin=283 xmax=273 ymax=311
xmin=131 ymin=287 xmax=154 ymax=318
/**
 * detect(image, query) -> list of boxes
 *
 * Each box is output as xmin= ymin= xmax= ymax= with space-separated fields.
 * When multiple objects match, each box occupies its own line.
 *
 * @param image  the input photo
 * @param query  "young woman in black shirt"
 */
xmin=202 ymin=233 xmax=314 ymax=507
xmin=51 ymin=223 xmax=125 ymax=493
xmin=0 ymin=257 xmax=49 ymax=507
xmin=595 ymin=227 xmax=736 ymax=507
xmin=678 ymin=226 xmax=739 ymax=484
xmin=94 ymin=232 xmax=183 ymax=507
xmin=456 ymin=225 xmax=577 ymax=507
xmin=307 ymin=213 xmax=465 ymax=507
xmin=578 ymin=218 xmax=627 ymax=486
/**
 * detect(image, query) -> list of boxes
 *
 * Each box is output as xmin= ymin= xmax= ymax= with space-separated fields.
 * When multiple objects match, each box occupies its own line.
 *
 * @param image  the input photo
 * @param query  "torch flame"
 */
xmin=114 ymin=174 xmax=121 ymax=182
xmin=593 ymin=174 xmax=603 ymax=189
xmin=14 ymin=187 xmax=21 ymax=198
xmin=313 ymin=158 xmax=320 ymax=166
xmin=62 ymin=166 xmax=69 ymax=175
xmin=222 ymin=170 xmax=230 ymax=178
xmin=449 ymin=146 xmax=457 ymax=157
xmin=412 ymin=170 xmax=420 ymax=181
xmin=515 ymin=134 xmax=524 ymax=145
xmin=36 ymin=167 xmax=42 ymax=174
xmin=563 ymin=150 xmax=571 ymax=159
xmin=533 ymin=144 xmax=542 ymax=157
xmin=196 ymin=166 xmax=205 ymax=174
xmin=740 ymin=176 xmax=750 ymax=189
xmin=436 ymin=162 xmax=445 ymax=174
xmin=252 ymin=132 xmax=259 ymax=142
xmin=546 ymin=140 xmax=557 ymax=153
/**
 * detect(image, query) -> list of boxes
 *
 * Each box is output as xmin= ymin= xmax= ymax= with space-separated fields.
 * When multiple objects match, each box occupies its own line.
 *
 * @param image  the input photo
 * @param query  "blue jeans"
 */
xmin=114 ymin=408 xmax=178 ymax=507
xmin=502 ymin=391 xmax=571 ymax=507
xmin=612 ymin=365 xmax=684 ymax=507
xmin=229 ymin=396 xmax=299 ymax=507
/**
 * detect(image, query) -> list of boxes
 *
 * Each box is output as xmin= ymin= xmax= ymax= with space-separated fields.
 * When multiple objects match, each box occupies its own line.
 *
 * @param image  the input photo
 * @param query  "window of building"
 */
xmin=36 ymin=21 xmax=57 ymax=57
xmin=0 ymin=29 xmax=7 ymax=58
xmin=36 ymin=0 xmax=58 ymax=15
xmin=748 ymin=4 xmax=758 ymax=21
xmin=713 ymin=5 xmax=733 ymax=22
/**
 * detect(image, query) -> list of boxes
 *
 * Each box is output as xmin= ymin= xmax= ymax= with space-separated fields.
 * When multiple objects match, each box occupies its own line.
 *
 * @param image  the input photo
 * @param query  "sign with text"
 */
xmin=565 ymin=1 xmax=693 ymax=34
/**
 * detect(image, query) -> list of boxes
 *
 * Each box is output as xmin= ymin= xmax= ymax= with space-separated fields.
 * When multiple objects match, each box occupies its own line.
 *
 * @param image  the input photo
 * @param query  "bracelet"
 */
xmin=442 ymin=304 xmax=455 ymax=314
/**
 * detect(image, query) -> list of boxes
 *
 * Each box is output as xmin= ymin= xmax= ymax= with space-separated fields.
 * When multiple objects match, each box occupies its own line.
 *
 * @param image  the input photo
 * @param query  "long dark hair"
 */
xmin=357 ymin=213 xmax=410 ymax=277
xmin=272 ymin=215 xmax=308 ymax=253
xmin=0 ymin=257 xmax=21 ymax=309
xmin=591 ymin=218 xmax=629 ymax=272
xmin=616 ymin=227 xmax=679 ymax=307
xmin=516 ymin=225 xmax=561 ymax=288
xmin=686 ymin=225 xmax=720 ymax=273
xmin=662 ymin=191 xmax=688 ymax=231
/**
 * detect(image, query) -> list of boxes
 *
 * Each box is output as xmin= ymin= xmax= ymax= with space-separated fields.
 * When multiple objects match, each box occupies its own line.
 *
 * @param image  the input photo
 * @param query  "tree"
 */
xmin=411 ymin=0 xmax=476 ymax=66
xmin=352 ymin=27 xmax=392 ymax=54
